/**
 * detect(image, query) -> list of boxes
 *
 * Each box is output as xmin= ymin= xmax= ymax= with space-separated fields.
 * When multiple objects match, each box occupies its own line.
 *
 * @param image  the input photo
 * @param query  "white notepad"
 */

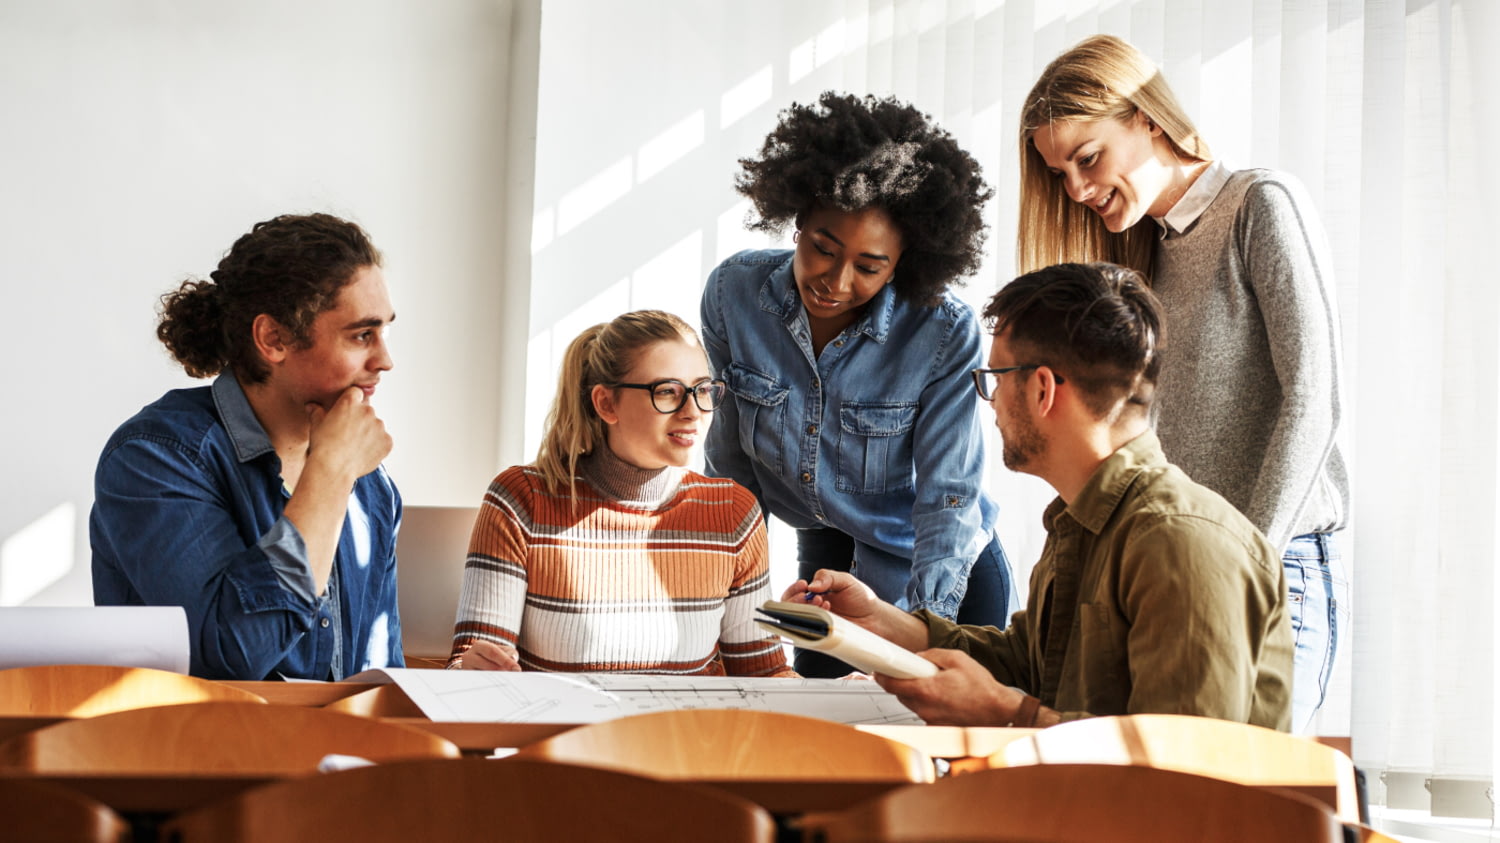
xmin=755 ymin=600 xmax=938 ymax=679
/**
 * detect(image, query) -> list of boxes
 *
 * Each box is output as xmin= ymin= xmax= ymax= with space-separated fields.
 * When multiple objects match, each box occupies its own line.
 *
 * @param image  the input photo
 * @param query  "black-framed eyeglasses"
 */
xmin=971 ymin=366 xmax=1065 ymax=400
xmin=610 ymin=378 xmax=728 ymax=414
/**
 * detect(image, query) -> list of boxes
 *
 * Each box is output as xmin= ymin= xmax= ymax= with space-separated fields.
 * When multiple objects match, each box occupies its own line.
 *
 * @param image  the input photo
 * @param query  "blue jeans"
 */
xmin=1285 ymin=532 xmax=1349 ymax=733
xmin=792 ymin=527 xmax=1016 ymax=677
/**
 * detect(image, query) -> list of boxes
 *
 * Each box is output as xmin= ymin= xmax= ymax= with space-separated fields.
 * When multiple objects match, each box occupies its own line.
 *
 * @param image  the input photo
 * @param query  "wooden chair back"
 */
xmin=322 ymin=683 xmax=425 ymax=718
xmin=0 ymin=664 xmax=266 ymax=716
xmin=0 ymin=701 xmax=459 ymax=774
xmin=996 ymin=713 xmax=1361 ymax=822
xmin=163 ymin=757 xmax=776 ymax=842
xmin=514 ymin=708 xmax=934 ymax=783
xmin=0 ymin=778 xmax=129 ymax=843
xmin=817 ymin=763 xmax=1345 ymax=842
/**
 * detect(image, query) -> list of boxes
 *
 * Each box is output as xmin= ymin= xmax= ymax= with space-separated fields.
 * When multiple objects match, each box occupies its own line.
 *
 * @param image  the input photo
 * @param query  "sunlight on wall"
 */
xmin=637 ymin=110 xmax=705 ymax=183
xmin=720 ymin=66 xmax=773 ymax=129
xmin=717 ymin=199 xmax=789 ymax=262
xmin=524 ymin=277 xmax=633 ymax=455
xmin=790 ymin=18 xmax=851 ymax=83
xmin=557 ymin=155 xmax=633 ymax=235
xmin=628 ymin=231 xmax=704 ymax=321
xmin=0 ymin=503 xmax=76 ymax=606
xmin=532 ymin=205 xmax=555 ymax=252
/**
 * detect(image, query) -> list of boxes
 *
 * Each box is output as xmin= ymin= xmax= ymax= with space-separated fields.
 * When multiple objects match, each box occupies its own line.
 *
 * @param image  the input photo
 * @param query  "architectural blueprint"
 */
xmin=349 ymin=669 xmax=924 ymax=726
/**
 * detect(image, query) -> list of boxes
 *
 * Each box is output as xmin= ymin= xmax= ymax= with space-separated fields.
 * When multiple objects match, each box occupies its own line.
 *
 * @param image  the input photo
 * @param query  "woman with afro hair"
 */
xmin=701 ymin=92 xmax=1017 ymax=676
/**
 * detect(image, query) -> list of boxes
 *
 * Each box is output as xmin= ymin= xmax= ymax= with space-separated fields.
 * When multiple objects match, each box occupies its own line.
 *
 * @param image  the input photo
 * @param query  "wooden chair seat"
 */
xmin=0 ymin=664 xmax=266 ymax=716
xmin=514 ymin=708 xmax=934 ymax=783
xmin=816 ymin=763 xmax=1345 ymax=842
xmin=0 ymin=777 xmax=129 ymax=842
xmin=995 ymin=713 xmax=1361 ymax=822
xmin=0 ymin=701 xmax=459 ymax=775
xmin=163 ymin=757 xmax=776 ymax=842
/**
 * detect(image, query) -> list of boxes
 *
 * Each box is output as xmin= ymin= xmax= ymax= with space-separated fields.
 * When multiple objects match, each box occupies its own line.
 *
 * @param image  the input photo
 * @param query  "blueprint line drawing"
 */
xmin=348 ymin=669 xmax=924 ymax=725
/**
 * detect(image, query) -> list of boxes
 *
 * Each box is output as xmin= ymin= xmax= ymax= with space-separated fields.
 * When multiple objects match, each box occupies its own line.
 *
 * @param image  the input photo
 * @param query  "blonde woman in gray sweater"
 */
xmin=1016 ymin=34 xmax=1348 ymax=733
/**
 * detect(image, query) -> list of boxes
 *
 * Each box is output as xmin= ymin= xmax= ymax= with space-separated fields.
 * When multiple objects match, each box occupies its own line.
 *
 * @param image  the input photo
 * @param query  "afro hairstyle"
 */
xmin=736 ymin=91 xmax=993 ymax=305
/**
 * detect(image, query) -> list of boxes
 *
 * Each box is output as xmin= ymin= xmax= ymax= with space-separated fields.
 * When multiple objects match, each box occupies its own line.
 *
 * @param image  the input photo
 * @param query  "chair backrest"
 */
xmin=322 ymin=683 xmax=425 ymax=718
xmin=162 ymin=757 xmax=776 ymax=843
xmin=0 ymin=701 xmax=459 ymax=774
xmin=514 ymin=708 xmax=934 ymax=783
xmin=0 ymin=778 xmax=129 ymax=843
xmin=999 ymin=713 xmax=1361 ymax=821
xmin=393 ymin=505 xmax=479 ymax=664
xmin=0 ymin=664 xmax=267 ymax=716
xmin=818 ymin=763 xmax=1345 ymax=842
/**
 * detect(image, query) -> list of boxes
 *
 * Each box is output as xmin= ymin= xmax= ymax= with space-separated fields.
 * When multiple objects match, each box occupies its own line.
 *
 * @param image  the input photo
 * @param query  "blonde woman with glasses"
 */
xmin=447 ymin=310 xmax=793 ymax=677
xmin=1018 ymin=34 xmax=1348 ymax=732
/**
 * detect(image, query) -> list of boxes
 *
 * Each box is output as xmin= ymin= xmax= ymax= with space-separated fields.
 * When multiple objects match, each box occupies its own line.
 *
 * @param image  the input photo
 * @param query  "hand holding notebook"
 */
xmin=755 ymin=600 xmax=938 ymax=679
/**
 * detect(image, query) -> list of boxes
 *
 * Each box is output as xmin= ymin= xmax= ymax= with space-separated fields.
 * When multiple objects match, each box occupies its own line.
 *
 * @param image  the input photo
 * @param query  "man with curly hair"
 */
xmin=701 ymin=92 xmax=1018 ymax=676
xmin=91 ymin=214 xmax=403 ymax=680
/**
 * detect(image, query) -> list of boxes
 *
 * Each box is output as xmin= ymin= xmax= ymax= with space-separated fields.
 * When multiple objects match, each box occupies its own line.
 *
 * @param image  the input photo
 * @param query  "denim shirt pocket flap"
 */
xmin=838 ymin=402 xmax=917 ymax=436
xmin=836 ymin=402 xmax=918 ymax=494
xmin=725 ymin=363 xmax=789 ymax=407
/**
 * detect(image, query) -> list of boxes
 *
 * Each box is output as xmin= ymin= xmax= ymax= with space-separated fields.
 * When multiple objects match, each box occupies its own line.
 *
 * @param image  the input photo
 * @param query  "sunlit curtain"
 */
xmin=807 ymin=0 xmax=1496 ymax=820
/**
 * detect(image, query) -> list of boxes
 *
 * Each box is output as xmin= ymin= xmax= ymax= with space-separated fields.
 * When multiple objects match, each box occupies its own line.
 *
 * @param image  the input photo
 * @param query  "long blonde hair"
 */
xmin=1017 ymin=34 xmax=1211 ymax=279
xmin=534 ymin=310 xmax=702 ymax=498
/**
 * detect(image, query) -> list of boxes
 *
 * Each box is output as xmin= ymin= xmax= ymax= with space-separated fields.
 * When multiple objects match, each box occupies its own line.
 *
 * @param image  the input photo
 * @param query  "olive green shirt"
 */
xmin=919 ymin=431 xmax=1292 ymax=730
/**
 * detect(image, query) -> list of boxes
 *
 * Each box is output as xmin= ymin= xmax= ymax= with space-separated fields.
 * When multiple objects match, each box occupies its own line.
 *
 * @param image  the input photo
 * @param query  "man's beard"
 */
xmin=1001 ymin=406 xmax=1045 ymax=471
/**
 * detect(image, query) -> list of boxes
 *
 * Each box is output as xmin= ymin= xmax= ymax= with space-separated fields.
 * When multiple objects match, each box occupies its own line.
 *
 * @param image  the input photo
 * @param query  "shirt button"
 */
xmin=320 ymin=618 xmax=331 ymax=628
xmin=812 ymin=377 xmax=820 ymax=388
xmin=833 ymin=340 xmax=845 ymax=347
xmin=801 ymin=472 xmax=812 ymax=483
xmin=807 ymin=424 xmax=817 ymax=435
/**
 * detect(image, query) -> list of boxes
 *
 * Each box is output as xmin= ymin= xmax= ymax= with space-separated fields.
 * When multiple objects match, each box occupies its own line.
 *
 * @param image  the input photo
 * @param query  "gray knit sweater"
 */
xmin=1150 ymin=163 xmax=1348 ymax=551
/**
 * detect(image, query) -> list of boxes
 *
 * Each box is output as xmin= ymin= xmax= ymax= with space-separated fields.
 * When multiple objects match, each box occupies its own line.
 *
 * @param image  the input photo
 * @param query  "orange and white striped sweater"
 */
xmin=447 ymin=449 xmax=793 ymax=676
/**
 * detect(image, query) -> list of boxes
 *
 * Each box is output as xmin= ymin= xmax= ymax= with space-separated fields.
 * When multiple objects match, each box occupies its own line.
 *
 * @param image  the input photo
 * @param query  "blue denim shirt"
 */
xmin=90 ymin=373 xmax=403 ymax=680
xmin=701 ymin=249 xmax=998 ymax=617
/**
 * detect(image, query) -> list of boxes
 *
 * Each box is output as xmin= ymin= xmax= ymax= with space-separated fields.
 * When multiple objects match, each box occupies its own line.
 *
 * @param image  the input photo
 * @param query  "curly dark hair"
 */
xmin=736 ymin=91 xmax=992 ymax=306
xmin=156 ymin=213 xmax=382 ymax=383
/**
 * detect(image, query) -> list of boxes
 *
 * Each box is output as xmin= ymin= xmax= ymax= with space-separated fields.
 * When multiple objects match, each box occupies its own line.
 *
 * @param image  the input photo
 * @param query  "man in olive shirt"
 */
xmin=787 ymin=262 xmax=1292 ymax=730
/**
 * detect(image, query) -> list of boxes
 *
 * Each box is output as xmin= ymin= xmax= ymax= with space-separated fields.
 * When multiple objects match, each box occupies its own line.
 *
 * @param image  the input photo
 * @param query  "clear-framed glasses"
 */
xmin=970 ymin=366 xmax=1066 ymax=400
xmin=610 ymin=378 xmax=728 ymax=414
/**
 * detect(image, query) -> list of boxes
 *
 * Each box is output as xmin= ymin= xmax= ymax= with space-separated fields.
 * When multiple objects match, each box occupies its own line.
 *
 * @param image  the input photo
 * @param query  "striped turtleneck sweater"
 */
xmin=447 ymin=447 xmax=794 ymax=676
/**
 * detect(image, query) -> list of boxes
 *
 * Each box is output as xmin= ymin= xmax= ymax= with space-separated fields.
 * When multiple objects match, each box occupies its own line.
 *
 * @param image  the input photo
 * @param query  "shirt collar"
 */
xmin=1154 ymin=160 xmax=1231 ymax=237
xmin=759 ymin=252 xmax=897 ymax=343
xmin=211 ymin=372 xmax=276 ymax=463
xmin=1044 ymin=430 xmax=1167 ymax=535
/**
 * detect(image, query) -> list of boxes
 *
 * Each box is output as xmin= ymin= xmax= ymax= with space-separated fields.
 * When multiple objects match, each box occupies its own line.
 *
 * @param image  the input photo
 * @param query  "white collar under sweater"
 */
xmin=1153 ymin=159 xmax=1232 ymax=237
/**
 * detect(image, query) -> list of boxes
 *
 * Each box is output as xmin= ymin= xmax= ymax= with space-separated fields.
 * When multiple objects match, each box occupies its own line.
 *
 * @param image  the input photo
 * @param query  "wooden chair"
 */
xmin=0 ymin=664 xmax=267 ymax=716
xmin=162 ymin=757 xmax=776 ymax=842
xmin=996 ymin=713 xmax=1362 ymax=822
xmin=0 ymin=701 xmax=459 ymax=774
xmin=322 ymin=683 xmax=425 ymax=718
xmin=0 ymin=777 xmax=129 ymax=842
xmin=514 ymin=708 xmax=934 ymax=783
xmin=815 ymin=763 xmax=1346 ymax=842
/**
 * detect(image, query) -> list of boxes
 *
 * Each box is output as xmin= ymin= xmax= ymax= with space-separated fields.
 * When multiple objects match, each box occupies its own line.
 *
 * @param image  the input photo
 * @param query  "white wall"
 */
xmin=0 ymin=0 xmax=539 ymax=606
